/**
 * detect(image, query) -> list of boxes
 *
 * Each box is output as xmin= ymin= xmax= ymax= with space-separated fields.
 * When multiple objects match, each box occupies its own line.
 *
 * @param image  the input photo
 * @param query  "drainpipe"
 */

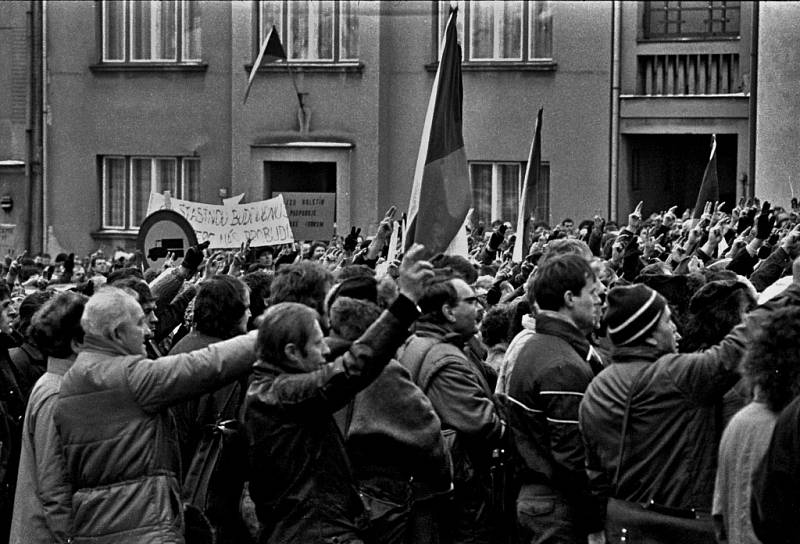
xmin=25 ymin=1 xmax=42 ymax=252
xmin=608 ymin=0 xmax=621 ymax=220
xmin=747 ymin=1 xmax=758 ymax=199
xmin=41 ymin=0 xmax=48 ymax=252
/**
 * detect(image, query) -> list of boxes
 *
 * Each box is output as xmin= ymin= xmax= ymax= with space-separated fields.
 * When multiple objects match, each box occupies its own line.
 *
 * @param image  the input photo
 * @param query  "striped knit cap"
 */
xmin=605 ymin=284 xmax=667 ymax=346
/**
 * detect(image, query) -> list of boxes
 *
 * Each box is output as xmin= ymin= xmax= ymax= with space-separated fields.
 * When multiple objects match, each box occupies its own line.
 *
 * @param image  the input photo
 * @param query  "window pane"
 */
xmin=260 ymin=0 xmax=282 ymax=43
xmin=288 ymin=1 xmax=333 ymax=60
xmin=155 ymin=158 xmax=177 ymax=195
xmin=534 ymin=163 xmax=550 ymax=224
xmin=470 ymin=164 xmax=492 ymax=227
xmin=183 ymin=0 xmax=201 ymax=60
xmin=439 ymin=1 xmax=465 ymax=59
xmin=470 ymin=1 xmax=495 ymax=60
xmin=183 ymin=159 xmax=200 ymax=201
xmin=680 ymin=4 xmax=710 ymax=36
xmin=131 ymin=0 xmax=177 ymax=61
xmin=531 ymin=1 xmax=553 ymax=59
xmin=499 ymin=164 xmax=520 ymax=225
xmin=131 ymin=158 xmax=152 ymax=227
xmin=340 ymin=0 xmax=359 ymax=60
xmin=103 ymin=0 xmax=125 ymax=61
xmin=501 ymin=2 xmax=522 ymax=59
xmin=103 ymin=158 xmax=126 ymax=227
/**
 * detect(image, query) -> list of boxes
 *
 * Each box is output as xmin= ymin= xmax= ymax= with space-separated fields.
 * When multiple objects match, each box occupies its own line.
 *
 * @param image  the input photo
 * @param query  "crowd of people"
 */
xmin=0 ymin=197 xmax=799 ymax=544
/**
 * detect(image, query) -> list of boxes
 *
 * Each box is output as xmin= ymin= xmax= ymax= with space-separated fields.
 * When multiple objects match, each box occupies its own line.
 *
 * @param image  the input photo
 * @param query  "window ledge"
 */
xmin=425 ymin=60 xmax=557 ymax=72
xmin=637 ymin=36 xmax=740 ymax=44
xmin=244 ymin=62 xmax=364 ymax=74
xmin=92 ymin=229 xmax=138 ymax=241
xmin=90 ymin=62 xmax=208 ymax=73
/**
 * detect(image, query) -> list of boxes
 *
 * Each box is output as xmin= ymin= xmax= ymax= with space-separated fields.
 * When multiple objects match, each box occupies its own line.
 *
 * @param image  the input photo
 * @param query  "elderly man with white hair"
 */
xmin=53 ymin=286 xmax=258 ymax=544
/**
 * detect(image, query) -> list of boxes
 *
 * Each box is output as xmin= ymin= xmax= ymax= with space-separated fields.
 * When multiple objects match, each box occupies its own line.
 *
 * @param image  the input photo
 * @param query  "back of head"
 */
xmin=243 ymin=270 xmax=274 ymax=329
xmin=744 ymin=307 xmax=800 ymax=412
xmin=257 ymin=302 xmax=318 ymax=364
xmin=417 ymin=270 xmax=459 ymax=324
xmin=29 ymin=291 xmax=88 ymax=358
xmin=106 ymin=266 xmax=144 ymax=285
xmin=111 ymin=276 xmax=154 ymax=305
xmin=81 ymin=286 xmax=140 ymax=339
xmin=329 ymin=297 xmax=382 ymax=342
xmin=681 ymin=280 xmax=755 ymax=352
xmin=269 ymin=260 xmax=333 ymax=315
xmin=430 ymin=254 xmax=478 ymax=284
xmin=605 ymin=283 xmax=667 ymax=347
xmin=540 ymin=238 xmax=592 ymax=265
xmin=531 ymin=253 xmax=594 ymax=312
xmin=194 ymin=275 xmax=249 ymax=339
xmin=481 ymin=304 xmax=511 ymax=347
xmin=17 ymin=291 xmax=55 ymax=341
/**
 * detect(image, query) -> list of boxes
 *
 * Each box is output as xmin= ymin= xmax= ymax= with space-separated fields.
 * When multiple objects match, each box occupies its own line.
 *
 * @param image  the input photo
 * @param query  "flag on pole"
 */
xmin=692 ymin=134 xmax=718 ymax=220
xmin=404 ymin=7 xmax=470 ymax=255
xmin=243 ymin=25 xmax=287 ymax=104
xmin=513 ymin=108 xmax=543 ymax=262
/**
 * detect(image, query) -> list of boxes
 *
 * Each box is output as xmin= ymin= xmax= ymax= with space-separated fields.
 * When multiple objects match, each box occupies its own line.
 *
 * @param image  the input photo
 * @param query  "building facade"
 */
xmin=0 ymin=1 xmax=789 ymax=255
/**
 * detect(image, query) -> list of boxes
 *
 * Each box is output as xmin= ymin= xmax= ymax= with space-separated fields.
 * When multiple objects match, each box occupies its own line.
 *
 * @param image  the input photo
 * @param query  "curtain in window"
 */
xmin=470 ymin=164 xmax=492 ymax=227
xmin=260 ymin=0 xmax=282 ymax=43
xmin=132 ymin=0 xmax=177 ymax=60
xmin=470 ymin=2 xmax=494 ymax=59
xmin=534 ymin=164 xmax=550 ymax=225
xmin=155 ymin=158 xmax=177 ymax=197
xmin=131 ymin=159 xmax=152 ymax=227
xmin=103 ymin=1 xmax=125 ymax=61
xmin=499 ymin=164 xmax=520 ymax=225
xmin=104 ymin=158 xmax=126 ymax=227
xmin=288 ymin=1 xmax=333 ymax=60
xmin=439 ymin=1 xmax=465 ymax=58
xmin=531 ymin=1 xmax=552 ymax=59
xmin=501 ymin=2 xmax=522 ymax=59
xmin=340 ymin=0 xmax=359 ymax=60
xmin=471 ymin=1 xmax=521 ymax=60
xmin=183 ymin=159 xmax=200 ymax=201
xmin=183 ymin=0 xmax=201 ymax=60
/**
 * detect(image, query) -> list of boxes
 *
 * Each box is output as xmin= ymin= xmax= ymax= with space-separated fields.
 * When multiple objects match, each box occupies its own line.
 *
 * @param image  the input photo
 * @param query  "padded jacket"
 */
xmin=54 ymin=331 xmax=257 ymax=544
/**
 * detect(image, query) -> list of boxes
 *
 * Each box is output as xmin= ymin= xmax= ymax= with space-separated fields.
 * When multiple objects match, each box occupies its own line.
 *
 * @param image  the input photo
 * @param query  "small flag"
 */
xmin=513 ymin=108 xmax=543 ymax=262
xmin=404 ymin=7 xmax=470 ymax=256
xmin=692 ymin=135 xmax=718 ymax=221
xmin=243 ymin=25 xmax=287 ymax=104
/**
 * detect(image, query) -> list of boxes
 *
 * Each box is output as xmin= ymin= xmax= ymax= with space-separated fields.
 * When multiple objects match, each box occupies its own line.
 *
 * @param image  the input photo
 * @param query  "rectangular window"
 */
xmin=102 ymin=0 xmax=201 ymax=63
xmin=469 ymin=162 xmax=522 ymax=227
xmin=101 ymin=156 xmax=200 ymax=230
xmin=259 ymin=0 xmax=358 ymax=62
xmin=643 ymin=1 xmax=740 ymax=40
xmin=439 ymin=0 xmax=552 ymax=62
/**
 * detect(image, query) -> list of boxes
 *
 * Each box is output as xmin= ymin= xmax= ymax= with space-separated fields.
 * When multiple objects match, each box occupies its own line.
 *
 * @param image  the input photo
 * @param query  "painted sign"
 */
xmin=147 ymin=193 xmax=294 ymax=248
xmin=277 ymin=192 xmax=336 ymax=241
xmin=136 ymin=210 xmax=198 ymax=270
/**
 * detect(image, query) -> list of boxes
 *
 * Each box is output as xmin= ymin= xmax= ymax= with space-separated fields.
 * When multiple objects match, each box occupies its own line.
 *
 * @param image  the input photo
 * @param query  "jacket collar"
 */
xmin=47 ymin=356 xmax=76 ymax=376
xmin=78 ymin=333 xmax=137 ymax=357
xmin=414 ymin=321 xmax=465 ymax=348
xmin=611 ymin=343 xmax=668 ymax=363
xmin=534 ymin=310 xmax=592 ymax=358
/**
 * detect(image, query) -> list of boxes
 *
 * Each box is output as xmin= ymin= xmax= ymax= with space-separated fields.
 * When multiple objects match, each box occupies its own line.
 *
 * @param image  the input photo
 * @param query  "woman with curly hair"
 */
xmin=713 ymin=306 xmax=800 ymax=544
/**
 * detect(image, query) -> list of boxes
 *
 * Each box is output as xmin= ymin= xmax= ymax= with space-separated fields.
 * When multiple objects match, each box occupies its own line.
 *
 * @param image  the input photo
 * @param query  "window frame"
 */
xmin=257 ymin=0 xmax=359 ymax=64
xmin=469 ymin=160 xmax=550 ymax=227
xmin=100 ymin=0 xmax=202 ymax=64
xmin=100 ymin=155 xmax=200 ymax=231
xmin=642 ymin=1 xmax=741 ymax=41
xmin=437 ymin=0 xmax=553 ymax=65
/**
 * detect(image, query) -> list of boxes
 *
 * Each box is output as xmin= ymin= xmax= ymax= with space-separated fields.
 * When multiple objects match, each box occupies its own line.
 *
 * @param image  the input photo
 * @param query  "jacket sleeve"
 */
xmin=726 ymin=246 xmax=758 ymax=277
xmin=127 ymin=330 xmax=258 ymax=413
xmin=148 ymin=267 xmax=187 ymax=306
xmin=153 ymin=285 xmax=196 ymax=341
xmin=579 ymin=396 xmax=611 ymax=531
xmin=425 ymin=356 xmax=504 ymax=445
xmin=29 ymin=393 xmax=72 ymax=542
xmin=249 ymin=295 xmax=419 ymax=417
xmin=750 ymin=246 xmax=792 ymax=292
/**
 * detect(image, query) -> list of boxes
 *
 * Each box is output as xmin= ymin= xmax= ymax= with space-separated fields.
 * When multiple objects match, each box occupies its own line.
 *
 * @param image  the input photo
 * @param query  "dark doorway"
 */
xmin=263 ymin=161 xmax=336 ymax=195
xmin=626 ymin=134 xmax=737 ymax=217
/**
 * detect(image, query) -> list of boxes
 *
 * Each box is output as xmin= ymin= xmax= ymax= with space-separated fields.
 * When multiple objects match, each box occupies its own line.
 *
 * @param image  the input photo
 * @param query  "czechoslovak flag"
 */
xmin=404 ymin=6 xmax=470 ymax=255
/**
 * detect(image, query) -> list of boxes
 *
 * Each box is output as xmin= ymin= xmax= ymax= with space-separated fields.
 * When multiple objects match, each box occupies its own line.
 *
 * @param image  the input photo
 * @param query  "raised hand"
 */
xmin=397 ymin=244 xmax=434 ymax=304
xmin=627 ymin=201 xmax=643 ymax=231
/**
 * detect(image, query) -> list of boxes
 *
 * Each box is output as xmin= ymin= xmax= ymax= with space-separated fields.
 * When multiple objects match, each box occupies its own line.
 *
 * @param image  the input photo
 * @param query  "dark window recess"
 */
xmin=264 ymin=161 xmax=336 ymax=196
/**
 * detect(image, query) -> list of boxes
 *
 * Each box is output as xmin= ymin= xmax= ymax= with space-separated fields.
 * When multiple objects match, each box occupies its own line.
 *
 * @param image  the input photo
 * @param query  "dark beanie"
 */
xmin=606 ymin=284 xmax=667 ymax=346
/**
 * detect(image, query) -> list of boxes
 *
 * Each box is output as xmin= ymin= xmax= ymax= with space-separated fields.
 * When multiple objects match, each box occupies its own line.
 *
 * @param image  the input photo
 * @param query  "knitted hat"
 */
xmin=605 ymin=284 xmax=667 ymax=346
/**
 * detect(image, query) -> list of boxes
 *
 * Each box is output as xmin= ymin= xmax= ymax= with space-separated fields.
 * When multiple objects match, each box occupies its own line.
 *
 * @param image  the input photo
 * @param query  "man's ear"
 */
xmin=563 ymin=290 xmax=575 ymax=309
xmin=441 ymin=303 xmax=457 ymax=323
xmin=284 ymin=342 xmax=302 ymax=363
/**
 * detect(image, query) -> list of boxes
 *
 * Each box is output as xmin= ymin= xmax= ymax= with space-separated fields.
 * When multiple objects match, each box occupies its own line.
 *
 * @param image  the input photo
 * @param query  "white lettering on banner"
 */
xmin=146 ymin=193 xmax=294 ymax=248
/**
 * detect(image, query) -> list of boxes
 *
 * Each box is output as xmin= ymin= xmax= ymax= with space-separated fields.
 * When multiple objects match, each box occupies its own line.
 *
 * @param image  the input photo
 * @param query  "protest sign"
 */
xmin=137 ymin=210 xmax=198 ymax=270
xmin=147 ymin=193 xmax=294 ymax=248
xmin=278 ymin=192 xmax=335 ymax=241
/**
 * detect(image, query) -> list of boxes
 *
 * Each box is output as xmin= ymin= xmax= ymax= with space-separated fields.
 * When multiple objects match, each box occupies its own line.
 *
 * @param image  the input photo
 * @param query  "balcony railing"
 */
xmin=637 ymin=53 xmax=742 ymax=95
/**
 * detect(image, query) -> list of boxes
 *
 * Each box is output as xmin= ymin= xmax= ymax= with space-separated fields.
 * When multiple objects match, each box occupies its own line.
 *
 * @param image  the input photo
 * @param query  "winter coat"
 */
xmin=54 ymin=331 xmax=257 ymax=544
xmin=244 ymin=295 xmax=419 ymax=544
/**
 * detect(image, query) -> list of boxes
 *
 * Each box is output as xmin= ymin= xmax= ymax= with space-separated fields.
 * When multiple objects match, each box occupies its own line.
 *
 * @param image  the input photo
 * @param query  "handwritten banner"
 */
xmin=278 ymin=192 xmax=336 ymax=241
xmin=146 ymin=193 xmax=294 ymax=248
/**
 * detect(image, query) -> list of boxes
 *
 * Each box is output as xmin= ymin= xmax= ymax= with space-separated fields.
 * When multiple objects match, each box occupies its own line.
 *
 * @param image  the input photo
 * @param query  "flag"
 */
xmin=692 ymin=134 xmax=718 ymax=220
xmin=404 ymin=7 xmax=470 ymax=255
xmin=513 ymin=108 xmax=543 ymax=262
xmin=243 ymin=25 xmax=287 ymax=104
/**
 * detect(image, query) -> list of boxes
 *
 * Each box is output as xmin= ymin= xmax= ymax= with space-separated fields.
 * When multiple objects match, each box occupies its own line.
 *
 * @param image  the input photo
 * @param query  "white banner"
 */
xmin=147 ymin=193 xmax=294 ymax=248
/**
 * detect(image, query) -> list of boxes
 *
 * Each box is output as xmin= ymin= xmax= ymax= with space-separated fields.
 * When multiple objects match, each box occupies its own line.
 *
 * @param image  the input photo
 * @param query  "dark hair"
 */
xmin=330 ymin=297 xmax=382 ymax=341
xmin=743 ymin=307 xmax=800 ymax=412
xmin=29 ymin=291 xmax=88 ymax=358
xmin=257 ymin=302 xmax=318 ymax=363
xmin=193 ymin=275 xmax=249 ymax=339
xmin=107 ymin=266 xmax=144 ymax=284
xmin=243 ymin=270 xmax=273 ymax=330
xmin=335 ymin=264 xmax=375 ymax=283
xmin=540 ymin=238 xmax=592 ymax=265
xmin=111 ymin=277 xmax=154 ymax=305
xmin=481 ymin=304 xmax=511 ymax=347
xmin=269 ymin=260 xmax=333 ymax=315
xmin=681 ymin=281 xmax=756 ymax=352
xmin=0 ymin=280 xmax=11 ymax=301
xmin=430 ymin=255 xmax=478 ymax=284
xmin=418 ymin=273 xmax=458 ymax=323
xmin=16 ymin=291 xmax=54 ymax=340
xmin=532 ymin=254 xmax=594 ymax=312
